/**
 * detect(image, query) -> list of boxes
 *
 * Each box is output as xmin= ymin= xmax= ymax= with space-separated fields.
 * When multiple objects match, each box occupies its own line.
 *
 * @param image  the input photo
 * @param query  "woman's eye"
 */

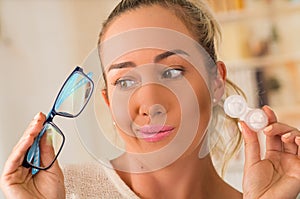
xmin=162 ymin=68 xmax=184 ymax=79
xmin=114 ymin=79 xmax=137 ymax=89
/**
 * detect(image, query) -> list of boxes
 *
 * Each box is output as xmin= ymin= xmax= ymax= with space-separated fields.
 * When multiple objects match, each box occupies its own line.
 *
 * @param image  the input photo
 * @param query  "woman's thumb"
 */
xmin=239 ymin=121 xmax=261 ymax=170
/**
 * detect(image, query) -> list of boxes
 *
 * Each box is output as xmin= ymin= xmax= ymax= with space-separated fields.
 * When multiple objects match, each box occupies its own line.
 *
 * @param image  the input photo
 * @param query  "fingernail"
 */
xmin=238 ymin=122 xmax=243 ymax=132
xmin=282 ymin=132 xmax=292 ymax=139
xmin=264 ymin=105 xmax=274 ymax=112
xmin=263 ymin=125 xmax=273 ymax=133
xmin=295 ymin=136 xmax=300 ymax=142
xmin=34 ymin=112 xmax=41 ymax=120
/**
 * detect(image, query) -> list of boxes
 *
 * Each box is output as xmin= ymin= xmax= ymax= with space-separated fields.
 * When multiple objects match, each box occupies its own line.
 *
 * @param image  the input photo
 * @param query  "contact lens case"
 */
xmin=224 ymin=95 xmax=268 ymax=132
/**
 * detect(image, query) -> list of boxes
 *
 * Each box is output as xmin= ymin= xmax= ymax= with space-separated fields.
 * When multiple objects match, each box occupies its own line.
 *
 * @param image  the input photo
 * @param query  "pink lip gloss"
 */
xmin=138 ymin=125 xmax=174 ymax=142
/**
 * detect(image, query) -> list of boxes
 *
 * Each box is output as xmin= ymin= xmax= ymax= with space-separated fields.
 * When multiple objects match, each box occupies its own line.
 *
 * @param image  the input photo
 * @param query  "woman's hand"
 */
xmin=0 ymin=113 xmax=65 ymax=199
xmin=241 ymin=106 xmax=300 ymax=199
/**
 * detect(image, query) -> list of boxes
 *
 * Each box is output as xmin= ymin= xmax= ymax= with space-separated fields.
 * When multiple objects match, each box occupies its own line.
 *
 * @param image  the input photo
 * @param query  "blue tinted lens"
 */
xmin=54 ymin=72 xmax=93 ymax=116
xmin=26 ymin=123 xmax=64 ymax=172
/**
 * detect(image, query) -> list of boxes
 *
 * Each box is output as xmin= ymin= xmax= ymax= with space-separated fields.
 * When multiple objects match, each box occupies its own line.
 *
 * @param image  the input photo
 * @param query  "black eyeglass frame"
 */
xmin=22 ymin=66 xmax=94 ymax=171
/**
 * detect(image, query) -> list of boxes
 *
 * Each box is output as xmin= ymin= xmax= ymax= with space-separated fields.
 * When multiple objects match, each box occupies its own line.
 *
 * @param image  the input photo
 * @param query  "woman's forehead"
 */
xmin=99 ymin=27 xmax=212 ymax=73
xmin=101 ymin=5 xmax=194 ymax=42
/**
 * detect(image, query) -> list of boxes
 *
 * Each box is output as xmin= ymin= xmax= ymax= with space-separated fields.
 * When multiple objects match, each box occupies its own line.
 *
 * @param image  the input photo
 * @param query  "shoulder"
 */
xmin=63 ymin=162 xmax=137 ymax=199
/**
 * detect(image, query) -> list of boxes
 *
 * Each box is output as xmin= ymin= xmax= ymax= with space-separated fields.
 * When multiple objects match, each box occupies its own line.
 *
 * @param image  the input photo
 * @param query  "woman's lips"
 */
xmin=137 ymin=125 xmax=175 ymax=142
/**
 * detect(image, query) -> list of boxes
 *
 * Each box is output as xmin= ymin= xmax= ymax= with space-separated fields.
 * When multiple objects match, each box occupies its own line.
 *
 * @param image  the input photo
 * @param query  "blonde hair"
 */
xmin=98 ymin=0 xmax=244 ymax=177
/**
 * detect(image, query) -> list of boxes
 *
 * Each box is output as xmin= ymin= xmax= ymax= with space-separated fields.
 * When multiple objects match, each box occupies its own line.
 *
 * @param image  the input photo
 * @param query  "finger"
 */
xmin=239 ymin=121 xmax=261 ymax=170
xmin=262 ymin=105 xmax=277 ymax=124
xmin=13 ymin=113 xmax=44 ymax=155
xmin=264 ymin=122 xmax=298 ymax=154
xmin=264 ymin=134 xmax=282 ymax=153
xmin=13 ymin=112 xmax=46 ymax=157
xmin=24 ymin=112 xmax=46 ymax=137
xmin=46 ymin=158 xmax=64 ymax=176
xmin=39 ymin=128 xmax=57 ymax=168
xmin=262 ymin=106 xmax=282 ymax=152
xmin=281 ymin=130 xmax=300 ymax=154
xmin=3 ymin=113 xmax=46 ymax=174
xmin=13 ymin=112 xmax=46 ymax=151
xmin=38 ymin=126 xmax=64 ymax=175
xmin=264 ymin=122 xmax=297 ymax=137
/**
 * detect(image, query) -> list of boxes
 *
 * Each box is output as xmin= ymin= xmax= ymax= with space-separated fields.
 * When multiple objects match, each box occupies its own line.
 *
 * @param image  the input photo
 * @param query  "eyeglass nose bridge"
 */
xmin=45 ymin=111 xmax=56 ymax=123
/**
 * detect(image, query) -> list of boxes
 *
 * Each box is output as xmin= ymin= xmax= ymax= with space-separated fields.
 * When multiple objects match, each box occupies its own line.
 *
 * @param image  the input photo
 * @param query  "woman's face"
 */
xmin=100 ymin=5 xmax=213 ymax=156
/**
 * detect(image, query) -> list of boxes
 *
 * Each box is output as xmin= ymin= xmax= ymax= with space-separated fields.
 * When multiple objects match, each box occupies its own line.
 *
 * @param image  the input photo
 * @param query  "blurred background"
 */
xmin=0 ymin=0 xmax=299 ymax=198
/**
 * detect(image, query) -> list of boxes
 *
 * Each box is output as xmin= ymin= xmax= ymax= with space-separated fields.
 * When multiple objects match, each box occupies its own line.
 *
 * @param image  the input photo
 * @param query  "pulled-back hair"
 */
xmin=99 ymin=0 xmax=220 ymax=63
xmin=98 ymin=0 xmax=244 ymax=177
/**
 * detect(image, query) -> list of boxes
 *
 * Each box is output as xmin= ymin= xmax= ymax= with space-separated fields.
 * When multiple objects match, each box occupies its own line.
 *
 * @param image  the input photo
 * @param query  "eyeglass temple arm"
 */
xmin=27 ymin=125 xmax=48 ymax=175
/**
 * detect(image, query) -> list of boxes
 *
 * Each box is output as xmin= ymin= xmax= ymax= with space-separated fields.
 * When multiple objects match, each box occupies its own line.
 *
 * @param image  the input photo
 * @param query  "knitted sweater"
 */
xmin=63 ymin=163 xmax=140 ymax=199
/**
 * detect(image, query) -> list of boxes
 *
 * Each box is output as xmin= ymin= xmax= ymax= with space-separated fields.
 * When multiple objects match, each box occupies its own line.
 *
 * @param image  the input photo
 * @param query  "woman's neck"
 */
xmin=113 ymin=150 xmax=242 ymax=199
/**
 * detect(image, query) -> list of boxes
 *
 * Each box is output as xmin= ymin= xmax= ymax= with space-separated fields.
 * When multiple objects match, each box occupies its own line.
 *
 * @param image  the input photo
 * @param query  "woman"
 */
xmin=1 ymin=0 xmax=300 ymax=198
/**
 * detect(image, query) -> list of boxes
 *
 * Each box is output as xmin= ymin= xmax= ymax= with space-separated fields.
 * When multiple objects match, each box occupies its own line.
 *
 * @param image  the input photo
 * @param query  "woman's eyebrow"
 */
xmin=107 ymin=61 xmax=136 ymax=72
xmin=107 ymin=49 xmax=189 ymax=72
xmin=154 ymin=49 xmax=189 ymax=63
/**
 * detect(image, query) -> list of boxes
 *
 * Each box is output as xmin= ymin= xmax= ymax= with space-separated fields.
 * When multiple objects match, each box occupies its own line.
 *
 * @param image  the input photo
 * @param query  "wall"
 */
xmin=0 ymin=1 xmax=117 ymax=198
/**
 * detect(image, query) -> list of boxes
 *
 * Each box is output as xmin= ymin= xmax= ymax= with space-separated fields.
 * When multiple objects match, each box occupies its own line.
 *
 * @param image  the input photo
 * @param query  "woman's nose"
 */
xmin=139 ymin=104 xmax=166 ymax=118
xmin=131 ymin=84 xmax=169 ymax=118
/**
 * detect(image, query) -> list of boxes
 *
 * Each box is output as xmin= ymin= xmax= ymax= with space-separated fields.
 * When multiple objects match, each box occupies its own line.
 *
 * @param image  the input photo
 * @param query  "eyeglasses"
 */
xmin=22 ymin=66 xmax=94 ymax=175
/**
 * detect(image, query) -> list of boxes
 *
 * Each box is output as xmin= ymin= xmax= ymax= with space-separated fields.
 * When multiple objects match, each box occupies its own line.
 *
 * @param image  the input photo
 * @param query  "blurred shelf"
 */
xmin=274 ymin=105 xmax=300 ymax=113
xmin=225 ymin=51 xmax=300 ymax=70
xmin=216 ymin=2 xmax=300 ymax=23
xmin=273 ymin=105 xmax=300 ymax=128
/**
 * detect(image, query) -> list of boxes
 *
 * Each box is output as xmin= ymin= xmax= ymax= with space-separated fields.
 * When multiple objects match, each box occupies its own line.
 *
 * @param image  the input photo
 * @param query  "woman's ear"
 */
xmin=101 ymin=89 xmax=110 ymax=107
xmin=212 ymin=61 xmax=226 ymax=105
